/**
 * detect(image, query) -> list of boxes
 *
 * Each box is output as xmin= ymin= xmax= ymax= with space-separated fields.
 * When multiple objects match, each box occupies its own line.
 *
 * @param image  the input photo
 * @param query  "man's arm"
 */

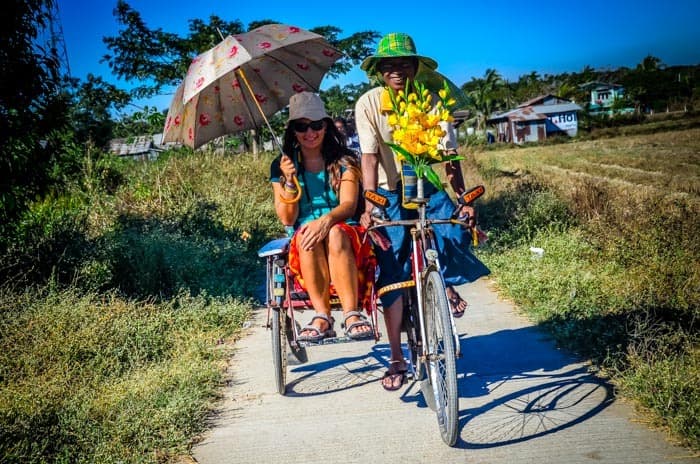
xmin=445 ymin=156 xmax=476 ymax=227
xmin=445 ymin=158 xmax=465 ymax=195
xmin=360 ymin=152 xmax=379 ymax=228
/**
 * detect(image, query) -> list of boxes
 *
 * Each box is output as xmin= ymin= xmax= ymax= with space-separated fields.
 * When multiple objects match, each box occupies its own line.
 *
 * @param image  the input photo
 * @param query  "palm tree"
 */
xmin=464 ymin=68 xmax=504 ymax=131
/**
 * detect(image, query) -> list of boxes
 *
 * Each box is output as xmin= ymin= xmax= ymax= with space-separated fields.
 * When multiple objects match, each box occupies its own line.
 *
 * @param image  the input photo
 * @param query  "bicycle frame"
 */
xmin=365 ymin=178 xmax=485 ymax=446
xmin=367 ymin=198 xmax=473 ymax=358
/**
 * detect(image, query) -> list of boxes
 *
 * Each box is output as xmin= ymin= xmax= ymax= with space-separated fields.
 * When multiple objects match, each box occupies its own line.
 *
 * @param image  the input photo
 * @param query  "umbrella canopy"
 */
xmin=163 ymin=24 xmax=342 ymax=149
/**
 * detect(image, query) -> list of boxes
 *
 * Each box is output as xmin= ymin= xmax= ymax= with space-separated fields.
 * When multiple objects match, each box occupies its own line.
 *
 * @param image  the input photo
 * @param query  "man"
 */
xmin=334 ymin=117 xmax=361 ymax=156
xmin=355 ymin=32 xmax=488 ymax=391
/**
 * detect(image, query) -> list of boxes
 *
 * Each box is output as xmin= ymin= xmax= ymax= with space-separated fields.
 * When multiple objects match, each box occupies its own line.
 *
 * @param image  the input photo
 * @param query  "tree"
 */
xmin=112 ymin=106 xmax=165 ymax=140
xmin=321 ymin=82 xmax=372 ymax=117
xmin=69 ymin=74 xmax=131 ymax=146
xmin=0 ymin=0 xmax=73 ymax=237
xmin=462 ymin=69 xmax=505 ymax=130
xmin=102 ymin=1 xmax=379 ymax=100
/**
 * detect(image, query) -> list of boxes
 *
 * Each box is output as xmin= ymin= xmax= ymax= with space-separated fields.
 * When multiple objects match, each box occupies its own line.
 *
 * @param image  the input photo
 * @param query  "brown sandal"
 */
xmin=446 ymin=286 xmax=468 ymax=318
xmin=381 ymin=360 xmax=408 ymax=391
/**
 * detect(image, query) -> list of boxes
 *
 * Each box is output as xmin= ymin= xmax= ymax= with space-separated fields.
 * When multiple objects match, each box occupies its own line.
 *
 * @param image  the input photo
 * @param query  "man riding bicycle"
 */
xmin=355 ymin=32 xmax=490 ymax=391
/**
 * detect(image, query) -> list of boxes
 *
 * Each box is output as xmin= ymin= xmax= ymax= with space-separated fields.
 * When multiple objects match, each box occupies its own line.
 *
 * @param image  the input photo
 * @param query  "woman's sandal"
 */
xmin=297 ymin=314 xmax=335 ymax=342
xmin=341 ymin=311 xmax=374 ymax=340
xmin=381 ymin=360 xmax=408 ymax=391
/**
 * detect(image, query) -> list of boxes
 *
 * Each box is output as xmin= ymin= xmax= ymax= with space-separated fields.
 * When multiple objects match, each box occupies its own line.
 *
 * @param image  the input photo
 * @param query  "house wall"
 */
xmin=513 ymin=120 xmax=545 ymax=144
xmin=590 ymin=86 xmax=625 ymax=107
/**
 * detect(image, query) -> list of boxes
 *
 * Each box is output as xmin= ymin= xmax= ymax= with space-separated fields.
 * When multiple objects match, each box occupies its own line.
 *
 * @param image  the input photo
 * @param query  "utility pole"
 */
xmin=46 ymin=0 xmax=72 ymax=79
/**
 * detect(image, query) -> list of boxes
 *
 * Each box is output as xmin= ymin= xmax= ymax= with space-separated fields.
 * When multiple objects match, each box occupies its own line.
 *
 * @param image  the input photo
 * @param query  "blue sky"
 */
xmin=58 ymin=0 xmax=700 ymax=113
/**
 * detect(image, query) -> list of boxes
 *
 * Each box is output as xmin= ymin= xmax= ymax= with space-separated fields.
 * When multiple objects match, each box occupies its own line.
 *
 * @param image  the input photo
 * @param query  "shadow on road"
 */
xmin=285 ymin=345 xmax=390 ymax=396
xmin=284 ymin=325 xmax=614 ymax=449
xmin=454 ymin=327 xmax=615 ymax=449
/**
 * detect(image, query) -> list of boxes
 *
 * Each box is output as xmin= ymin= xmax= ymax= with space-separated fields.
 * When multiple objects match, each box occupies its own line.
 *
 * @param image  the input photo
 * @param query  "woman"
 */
xmin=270 ymin=92 xmax=374 ymax=342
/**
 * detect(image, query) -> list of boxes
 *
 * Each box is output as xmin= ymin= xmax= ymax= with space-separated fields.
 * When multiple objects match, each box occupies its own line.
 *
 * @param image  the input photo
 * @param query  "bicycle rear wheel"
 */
xmin=271 ymin=307 xmax=287 ymax=395
xmin=423 ymin=268 xmax=459 ymax=446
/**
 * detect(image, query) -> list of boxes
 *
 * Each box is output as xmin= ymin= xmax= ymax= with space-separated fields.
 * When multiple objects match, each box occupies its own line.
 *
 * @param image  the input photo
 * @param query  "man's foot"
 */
xmin=341 ymin=311 xmax=373 ymax=340
xmin=446 ymin=285 xmax=468 ymax=318
xmin=298 ymin=314 xmax=335 ymax=342
xmin=381 ymin=360 xmax=408 ymax=391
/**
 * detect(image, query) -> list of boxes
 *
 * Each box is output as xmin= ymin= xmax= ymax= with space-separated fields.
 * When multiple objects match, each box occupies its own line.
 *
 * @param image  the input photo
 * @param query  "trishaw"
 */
xmin=258 ymin=181 xmax=485 ymax=446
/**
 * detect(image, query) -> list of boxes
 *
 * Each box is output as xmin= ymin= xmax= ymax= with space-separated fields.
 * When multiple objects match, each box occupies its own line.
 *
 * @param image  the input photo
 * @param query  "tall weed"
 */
xmin=472 ymin=127 xmax=699 ymax=448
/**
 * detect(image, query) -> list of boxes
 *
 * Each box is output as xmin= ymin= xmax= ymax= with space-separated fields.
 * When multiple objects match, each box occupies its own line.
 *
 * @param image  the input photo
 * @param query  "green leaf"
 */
xmin=386 ymin=142 xmax=416 ymax=165
xmin=424 ymin=167 xmax=444 ymax=190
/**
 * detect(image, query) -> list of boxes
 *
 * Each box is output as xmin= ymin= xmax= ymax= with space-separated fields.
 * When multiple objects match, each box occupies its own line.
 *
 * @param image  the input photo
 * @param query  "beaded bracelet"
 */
xmin=278 ymin=176 xmax=301 ymax=204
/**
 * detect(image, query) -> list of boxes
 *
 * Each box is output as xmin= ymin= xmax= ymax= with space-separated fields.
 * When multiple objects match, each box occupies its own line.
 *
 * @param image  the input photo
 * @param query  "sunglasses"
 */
xmin=292 ymin=119 xmax=326 ymax=133
xmin=377 ymin=60 xmax=415 ymax=73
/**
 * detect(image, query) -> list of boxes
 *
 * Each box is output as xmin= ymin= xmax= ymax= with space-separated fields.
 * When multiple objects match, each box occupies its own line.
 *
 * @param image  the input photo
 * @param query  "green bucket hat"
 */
xmin=360 ymin=32 xmax=438 ymax=74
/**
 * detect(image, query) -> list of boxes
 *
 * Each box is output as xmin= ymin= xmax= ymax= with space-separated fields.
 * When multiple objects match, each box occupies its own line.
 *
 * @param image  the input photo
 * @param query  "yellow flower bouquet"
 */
xmin=384 ymin=79 xmax=464 ymax=197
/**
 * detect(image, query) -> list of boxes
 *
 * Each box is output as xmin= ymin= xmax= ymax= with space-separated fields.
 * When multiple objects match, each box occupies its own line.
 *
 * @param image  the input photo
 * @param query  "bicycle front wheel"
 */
xmin=423 ymin=268 xmax=459 ymax=446
xmin=271 ymin=307 xmax=287 ymax=395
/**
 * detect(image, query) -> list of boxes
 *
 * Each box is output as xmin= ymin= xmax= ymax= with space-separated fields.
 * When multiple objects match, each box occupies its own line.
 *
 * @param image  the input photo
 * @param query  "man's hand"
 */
xmin=360 ymin=209 xmax=373 ymax=229
xmin=458 ymin=204 xmax=477 ymax=228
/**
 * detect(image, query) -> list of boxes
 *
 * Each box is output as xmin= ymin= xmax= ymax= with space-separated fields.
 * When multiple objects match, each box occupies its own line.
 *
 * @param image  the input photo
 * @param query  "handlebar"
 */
xmin=363 ymin=184 xmax=485 ymax=246
xmin=368 ymin=208 xmax=471 ymax=231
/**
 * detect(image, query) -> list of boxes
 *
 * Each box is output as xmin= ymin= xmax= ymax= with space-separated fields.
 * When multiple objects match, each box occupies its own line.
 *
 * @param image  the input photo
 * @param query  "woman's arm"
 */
xmin=272 ymin=181 xmax=299 ymax=226
xmin=270 ymin=155 xmax=299 ymax=227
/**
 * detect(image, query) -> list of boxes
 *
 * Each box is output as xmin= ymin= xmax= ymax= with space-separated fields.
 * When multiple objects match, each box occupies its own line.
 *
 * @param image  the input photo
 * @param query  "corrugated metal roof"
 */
xmin=488 ymin=107 xmax=546 ymax=122
xmin=488 ymin=102 xmax=581 ymax=123
xmin=531 ymin=102 xmax=583 ymax=114
xmin=517 ymin=94 xmax=569 ymax=108
xmin=108 ymin=134 xmax=173 ymax=157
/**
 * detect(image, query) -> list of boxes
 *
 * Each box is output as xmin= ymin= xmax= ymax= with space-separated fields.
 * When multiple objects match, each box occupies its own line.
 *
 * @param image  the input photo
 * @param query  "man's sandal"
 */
xmin=381 ymin=360 xmax=408 ymax=391
xmin=298 ymin=314 xmax=335 ymax=342
xmin=446 ymin=286 xmax=468 ymax=318
xmin=341 ymin=311 xmax=374 ymax=340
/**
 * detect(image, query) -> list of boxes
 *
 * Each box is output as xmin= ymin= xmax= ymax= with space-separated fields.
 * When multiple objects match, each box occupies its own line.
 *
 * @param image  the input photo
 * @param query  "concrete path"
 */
xmin=192 ymin=278 xmax=698 ymax=464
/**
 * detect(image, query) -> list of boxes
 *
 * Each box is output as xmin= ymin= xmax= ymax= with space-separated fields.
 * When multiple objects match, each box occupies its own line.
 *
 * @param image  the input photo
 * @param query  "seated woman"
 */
xmin=270 ymin=92 xmax=375 ymax=342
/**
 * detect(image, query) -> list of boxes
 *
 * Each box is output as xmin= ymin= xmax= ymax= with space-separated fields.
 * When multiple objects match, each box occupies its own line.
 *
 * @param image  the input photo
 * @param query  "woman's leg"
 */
xmin=327 ymin=226 xmax=371 ymax=337
xmin=297 ymin=242 xmax=333 ymax=336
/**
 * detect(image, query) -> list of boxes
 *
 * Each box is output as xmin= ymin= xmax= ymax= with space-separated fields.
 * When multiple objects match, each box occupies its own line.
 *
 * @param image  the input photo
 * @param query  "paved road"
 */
xmin=192 ymin=278 xmax=698 ymax=464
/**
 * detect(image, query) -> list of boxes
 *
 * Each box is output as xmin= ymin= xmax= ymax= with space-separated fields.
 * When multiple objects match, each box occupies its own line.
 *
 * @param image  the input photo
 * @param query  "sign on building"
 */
xmin=547 ymin=112 xmax=577 ymax=131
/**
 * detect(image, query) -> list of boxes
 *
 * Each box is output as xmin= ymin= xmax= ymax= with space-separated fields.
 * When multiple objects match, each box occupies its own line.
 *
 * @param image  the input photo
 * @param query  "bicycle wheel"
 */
xmin=270 ymin=307 xmax=287 ymax=395
xmin=402 ymin=289 xmax=424 ymax=381
xmin=423 ymin=268 xmax=459 ymax=446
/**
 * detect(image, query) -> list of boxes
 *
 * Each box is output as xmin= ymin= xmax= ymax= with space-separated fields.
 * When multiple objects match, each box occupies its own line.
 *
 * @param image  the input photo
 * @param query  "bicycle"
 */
xmin=365 ymin=180 xmax=485 ymax=446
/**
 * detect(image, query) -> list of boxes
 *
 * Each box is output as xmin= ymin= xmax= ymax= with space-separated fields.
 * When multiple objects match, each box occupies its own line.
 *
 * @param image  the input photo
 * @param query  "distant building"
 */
xmin=487 ymin=95 xmax=582 ymax=144
xmin=580 ymin=81 xmax=635 ymax=116
xmin=108 ymin=134 xmax=177 ymax=161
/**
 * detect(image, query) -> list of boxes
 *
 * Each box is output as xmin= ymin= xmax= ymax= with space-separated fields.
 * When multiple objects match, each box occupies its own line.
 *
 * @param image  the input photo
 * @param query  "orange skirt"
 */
xmin=288 ymin=222 xmax=376 ymax=313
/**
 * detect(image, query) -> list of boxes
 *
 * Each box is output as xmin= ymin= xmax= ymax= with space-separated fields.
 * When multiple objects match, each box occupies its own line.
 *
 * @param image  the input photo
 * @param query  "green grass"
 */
xmin=470 ymin=121 xmax=700 ymax=449
xmin=0 ymin=149 xmax=282 ymax=463
xmin=0 ymin=289 xmax=249 ymax=463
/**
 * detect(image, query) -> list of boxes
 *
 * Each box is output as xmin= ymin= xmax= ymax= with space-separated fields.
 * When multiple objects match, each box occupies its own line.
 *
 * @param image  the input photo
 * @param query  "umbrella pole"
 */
xmin=236 ymin=68 xmax=285 ymax=157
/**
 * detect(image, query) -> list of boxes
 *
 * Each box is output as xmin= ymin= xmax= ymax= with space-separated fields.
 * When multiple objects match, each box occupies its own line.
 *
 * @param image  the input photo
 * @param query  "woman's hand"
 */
xmin=297 ymin=216 xmax=332 ymax=251
xmin=280 ymin=154 xmax=297 ymax=181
